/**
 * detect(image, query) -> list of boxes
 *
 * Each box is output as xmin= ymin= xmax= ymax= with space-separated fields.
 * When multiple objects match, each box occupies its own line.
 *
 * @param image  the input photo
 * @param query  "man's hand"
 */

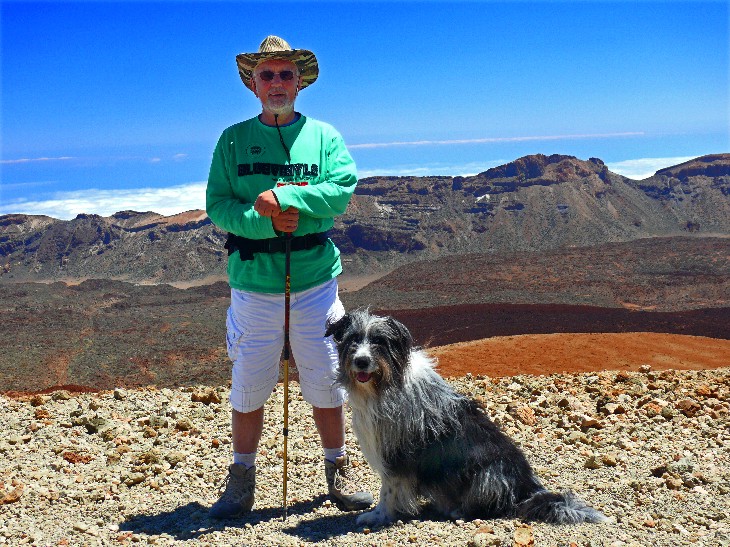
xmin=271 ymin=207 xmax=299 ymax=233
xmin=254 ymin=190 xmax=282 ymax=217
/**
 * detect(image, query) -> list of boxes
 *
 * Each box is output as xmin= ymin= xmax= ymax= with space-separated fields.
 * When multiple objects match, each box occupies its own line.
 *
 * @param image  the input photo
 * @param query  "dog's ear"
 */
xmin=325 ymin=312 xmax=352 ymax=344
xmin=386 ymin=316 xmax=413 ymax=351
xmin=383 ymin=316 xmax=413 ymax=376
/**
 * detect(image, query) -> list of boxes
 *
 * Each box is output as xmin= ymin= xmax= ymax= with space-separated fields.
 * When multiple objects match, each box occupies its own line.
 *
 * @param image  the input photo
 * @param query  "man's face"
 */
xmin=251 ymin=59 xmax=301 ymax=117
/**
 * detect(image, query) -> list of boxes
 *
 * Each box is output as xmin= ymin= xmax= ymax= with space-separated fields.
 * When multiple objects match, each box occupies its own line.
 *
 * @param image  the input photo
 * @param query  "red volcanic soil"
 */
xmin=430 ymin=332 xmax=730 ymax=378
xmin=382 ymin=303 xmax=729 ymax=378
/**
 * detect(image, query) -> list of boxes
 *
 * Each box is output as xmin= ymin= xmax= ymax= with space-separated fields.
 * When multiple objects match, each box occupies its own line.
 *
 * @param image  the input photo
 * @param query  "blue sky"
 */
xmin=1 ymin=0 xmax=728 ymax=219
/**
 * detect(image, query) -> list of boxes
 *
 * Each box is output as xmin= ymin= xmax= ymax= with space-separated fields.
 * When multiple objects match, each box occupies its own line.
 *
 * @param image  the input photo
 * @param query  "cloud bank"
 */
xmin=605 ymin=156 xmax=696 ymax=180
xmin=0 ymin=182 xmax=207 ymax=220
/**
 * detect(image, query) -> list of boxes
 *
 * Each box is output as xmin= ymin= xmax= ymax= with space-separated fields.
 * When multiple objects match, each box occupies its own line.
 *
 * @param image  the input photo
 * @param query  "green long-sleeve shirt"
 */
xmin=206 ymin=114 xmax=357 ymax=293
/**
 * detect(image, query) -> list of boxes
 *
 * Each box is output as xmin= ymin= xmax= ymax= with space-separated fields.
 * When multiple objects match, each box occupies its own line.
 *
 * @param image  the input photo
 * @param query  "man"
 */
xmin=205 ymin=35 xmax=373 ymax=519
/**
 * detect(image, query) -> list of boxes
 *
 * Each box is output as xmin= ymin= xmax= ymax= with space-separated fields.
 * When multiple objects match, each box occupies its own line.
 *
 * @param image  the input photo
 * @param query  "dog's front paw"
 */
xmin=356 ymin=507 xmax=392 ymax=527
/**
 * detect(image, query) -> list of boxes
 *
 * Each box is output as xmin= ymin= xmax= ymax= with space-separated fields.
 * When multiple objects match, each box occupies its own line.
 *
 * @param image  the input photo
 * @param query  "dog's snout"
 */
xmin=352 ymin=356 xmax=370 ymax=370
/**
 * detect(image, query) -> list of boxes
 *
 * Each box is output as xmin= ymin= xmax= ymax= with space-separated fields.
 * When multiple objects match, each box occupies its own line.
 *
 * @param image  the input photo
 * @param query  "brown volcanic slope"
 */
xmin=0 ymin=280 xmax=233 ymax=393
xmin=2 ymin=236 xmax=729 ymax=393
xmin=2 ymin=153 xmax=728 ymax=283
xmin=378 ymin=303 xmax=729 ymax=348
xmin=343 ymin=236 xmax=730 ymax=312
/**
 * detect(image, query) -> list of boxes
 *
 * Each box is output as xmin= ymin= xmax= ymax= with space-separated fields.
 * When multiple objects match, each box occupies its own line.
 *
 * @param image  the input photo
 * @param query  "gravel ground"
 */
xmin=2 ymin=366 xmax=729 ymax=546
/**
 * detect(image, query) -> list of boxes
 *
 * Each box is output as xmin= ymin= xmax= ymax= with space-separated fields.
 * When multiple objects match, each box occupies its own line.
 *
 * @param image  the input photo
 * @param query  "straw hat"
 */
xmin=235 ymin=35 xmax=319 ymax=91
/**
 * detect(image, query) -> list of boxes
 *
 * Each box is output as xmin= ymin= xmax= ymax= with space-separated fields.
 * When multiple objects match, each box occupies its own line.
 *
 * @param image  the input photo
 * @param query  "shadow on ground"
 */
xmin=118 ymin=495 xmax=371 ymax=541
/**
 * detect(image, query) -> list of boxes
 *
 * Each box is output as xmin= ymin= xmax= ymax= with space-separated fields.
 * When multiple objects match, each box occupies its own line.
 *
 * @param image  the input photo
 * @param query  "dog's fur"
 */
xmin=326 ymin=310 xmax=607 ymax=527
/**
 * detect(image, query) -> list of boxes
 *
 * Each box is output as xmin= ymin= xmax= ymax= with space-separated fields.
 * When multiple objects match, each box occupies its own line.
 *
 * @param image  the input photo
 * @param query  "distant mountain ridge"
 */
xmin=1 ymin=153 xmax=728 ymax=284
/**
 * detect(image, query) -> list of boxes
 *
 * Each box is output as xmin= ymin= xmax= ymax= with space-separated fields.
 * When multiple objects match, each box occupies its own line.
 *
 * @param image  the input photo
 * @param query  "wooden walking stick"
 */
xmin=282 ymin=232 xmax=292 ymax=520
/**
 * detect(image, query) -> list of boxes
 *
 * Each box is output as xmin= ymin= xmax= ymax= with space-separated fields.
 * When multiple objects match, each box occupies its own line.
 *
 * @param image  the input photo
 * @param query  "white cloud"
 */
xmin=605 ymin=156 xmax=696 ymax=180
xmin=0 ymin=182 xmax=207 ymax=220
xmin=0 ymin=156 xmax=75 ymax=164
xmin=2 ymin=152 xmax=189 ymax=166
xmin=350 ymin=132 xmax=644 ymax=150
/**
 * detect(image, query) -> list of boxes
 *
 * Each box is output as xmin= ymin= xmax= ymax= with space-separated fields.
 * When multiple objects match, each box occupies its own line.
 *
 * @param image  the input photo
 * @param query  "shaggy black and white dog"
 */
xmin=326 ymin=310 xmax=607 ymax=527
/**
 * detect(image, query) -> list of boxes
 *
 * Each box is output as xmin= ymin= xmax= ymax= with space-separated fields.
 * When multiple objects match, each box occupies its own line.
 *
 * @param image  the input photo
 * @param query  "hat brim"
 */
xmin=236 ymin=49 xmax=319 ymax=91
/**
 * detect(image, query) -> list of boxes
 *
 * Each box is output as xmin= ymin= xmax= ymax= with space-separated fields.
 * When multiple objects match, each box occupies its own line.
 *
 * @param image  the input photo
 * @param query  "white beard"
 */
xmin=263 ymin=93 xmax=296 ymax=118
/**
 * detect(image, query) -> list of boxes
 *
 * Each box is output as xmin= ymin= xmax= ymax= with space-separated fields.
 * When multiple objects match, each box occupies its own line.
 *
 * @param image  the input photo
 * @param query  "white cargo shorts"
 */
xmin=226 ymin=278 xmax=346 ymax=413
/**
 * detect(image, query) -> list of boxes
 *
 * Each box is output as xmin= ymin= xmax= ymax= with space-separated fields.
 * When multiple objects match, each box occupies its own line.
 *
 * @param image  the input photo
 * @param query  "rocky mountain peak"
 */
xmin=479 ymin=154 xmax=608 ymax=184
xmin=452 ymin=154 xmax=613 ymax=197
xmin=111 ymin=210 xmax=150 ymax=219
xmin=655 ymin=153 xmax=730 ymax=181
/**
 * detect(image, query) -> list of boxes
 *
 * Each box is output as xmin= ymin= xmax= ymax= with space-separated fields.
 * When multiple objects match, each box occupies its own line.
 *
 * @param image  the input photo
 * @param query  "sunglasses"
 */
xmin=257 ymin=70 xmax=296 ymax=82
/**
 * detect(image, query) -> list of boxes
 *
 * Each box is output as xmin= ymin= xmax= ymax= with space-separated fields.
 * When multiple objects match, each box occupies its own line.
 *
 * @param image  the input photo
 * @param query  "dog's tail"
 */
xmin=517 ymin=490 xmax=608 ymax=524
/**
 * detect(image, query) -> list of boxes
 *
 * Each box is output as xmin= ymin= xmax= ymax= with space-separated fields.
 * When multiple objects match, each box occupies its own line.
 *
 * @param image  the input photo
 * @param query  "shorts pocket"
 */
xmin=225 ymin=307 xmax=247 ymax=362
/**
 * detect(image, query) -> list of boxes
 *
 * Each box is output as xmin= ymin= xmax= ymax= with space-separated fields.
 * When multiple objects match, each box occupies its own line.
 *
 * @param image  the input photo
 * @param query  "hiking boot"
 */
xmin=324 ymin=456 xmax=374 ymax=511
xmin=209 ymin=464 xmax=255 ymax=519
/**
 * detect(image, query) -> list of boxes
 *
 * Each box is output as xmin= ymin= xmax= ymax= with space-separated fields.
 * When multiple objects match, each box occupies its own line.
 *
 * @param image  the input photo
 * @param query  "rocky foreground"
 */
xmin=2 ymin=366 xmax=729 ymax=546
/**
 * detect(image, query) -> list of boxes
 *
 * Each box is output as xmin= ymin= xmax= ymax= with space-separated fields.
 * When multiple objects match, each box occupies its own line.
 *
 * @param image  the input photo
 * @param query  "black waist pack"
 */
xmin=224 ymin=232 xmax=328 ymax=261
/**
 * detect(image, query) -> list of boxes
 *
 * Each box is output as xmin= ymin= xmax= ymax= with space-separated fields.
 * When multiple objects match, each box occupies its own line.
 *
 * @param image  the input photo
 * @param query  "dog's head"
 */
xmin=326 ymin=309 xmax=413 ymax=393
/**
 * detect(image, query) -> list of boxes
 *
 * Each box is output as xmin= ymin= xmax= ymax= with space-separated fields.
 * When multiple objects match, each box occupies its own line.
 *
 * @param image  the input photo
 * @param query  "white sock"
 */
xmin=323 ymin=446 xmax=346 ymax=463
xmin=233 ymin=451 xmax=256 ymax=469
